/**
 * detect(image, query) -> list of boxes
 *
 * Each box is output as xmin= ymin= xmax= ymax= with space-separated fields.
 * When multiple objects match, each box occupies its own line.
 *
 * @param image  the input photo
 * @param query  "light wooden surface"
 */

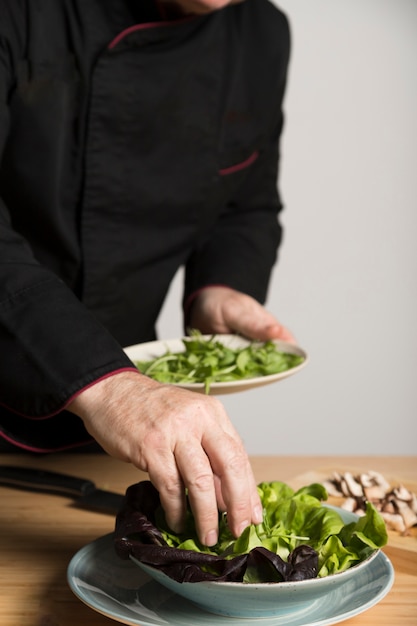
xmin=0 ymin=454 xmax=416 ymax=625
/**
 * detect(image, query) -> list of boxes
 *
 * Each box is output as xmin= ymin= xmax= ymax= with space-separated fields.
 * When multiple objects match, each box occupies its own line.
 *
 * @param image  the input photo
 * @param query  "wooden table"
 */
xmin=0 ymin=454 xmax=416 ymax=625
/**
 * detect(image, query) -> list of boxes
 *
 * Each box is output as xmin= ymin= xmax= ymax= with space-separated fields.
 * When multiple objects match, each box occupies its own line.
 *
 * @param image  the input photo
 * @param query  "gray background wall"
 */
xmin=157 ymin=0 xmax=417 ymax=455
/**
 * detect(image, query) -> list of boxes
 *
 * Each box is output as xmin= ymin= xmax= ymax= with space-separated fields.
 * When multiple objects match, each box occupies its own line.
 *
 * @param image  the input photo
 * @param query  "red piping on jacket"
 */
xmin=0 ymin=429 xmax=95 ymax=454
xmin=219 ymin=150 xmax=259 ymax=176
xmin=0 ymin=367 xmax=139 ymax=420
xmin=108 ymin=16 xmax=192 ymax=49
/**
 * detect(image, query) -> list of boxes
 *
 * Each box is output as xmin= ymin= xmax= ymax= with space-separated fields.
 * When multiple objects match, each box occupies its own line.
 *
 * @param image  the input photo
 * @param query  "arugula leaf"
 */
xmin=134 ymin=331 xmax=304 ymax=393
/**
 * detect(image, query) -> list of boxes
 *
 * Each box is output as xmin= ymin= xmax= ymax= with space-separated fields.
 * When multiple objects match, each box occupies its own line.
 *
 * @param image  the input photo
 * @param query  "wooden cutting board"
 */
xmin=289 ymin=466 xmax=417 ymax=576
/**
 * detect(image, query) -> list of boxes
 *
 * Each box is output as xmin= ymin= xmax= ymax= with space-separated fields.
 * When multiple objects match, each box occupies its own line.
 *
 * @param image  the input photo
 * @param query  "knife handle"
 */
xmin=0 ymin=465 xmax=96 ymax=497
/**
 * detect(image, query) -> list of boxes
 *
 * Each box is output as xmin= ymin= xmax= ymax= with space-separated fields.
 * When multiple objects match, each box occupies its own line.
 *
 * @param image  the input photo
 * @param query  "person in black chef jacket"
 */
xmin=0 ymin=0 xmax=294 ymax=546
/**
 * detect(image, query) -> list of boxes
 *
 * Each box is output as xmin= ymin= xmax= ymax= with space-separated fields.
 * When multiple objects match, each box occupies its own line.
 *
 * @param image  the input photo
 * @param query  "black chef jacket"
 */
xmin=0 ymin=0 xmax=290 ymax=450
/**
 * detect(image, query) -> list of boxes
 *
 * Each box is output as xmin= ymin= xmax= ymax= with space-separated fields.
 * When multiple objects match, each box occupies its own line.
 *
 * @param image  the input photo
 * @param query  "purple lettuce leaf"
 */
xmin=114 ymin=481 xmax=318 ymax=584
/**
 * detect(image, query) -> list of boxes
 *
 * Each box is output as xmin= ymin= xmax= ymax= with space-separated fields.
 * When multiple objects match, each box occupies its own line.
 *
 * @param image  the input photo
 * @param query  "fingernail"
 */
xmin=205 ymin=530 xmax=218 ymax=547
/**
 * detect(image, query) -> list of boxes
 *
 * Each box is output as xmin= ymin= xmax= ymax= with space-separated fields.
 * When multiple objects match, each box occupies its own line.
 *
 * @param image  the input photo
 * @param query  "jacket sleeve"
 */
xmin=183 ymin=6 xmax=290 ymax=309
xmin=184 ymin=124 xmax=284 ymax=308
xmin=0 ymin=34 xmax=135 ymax=420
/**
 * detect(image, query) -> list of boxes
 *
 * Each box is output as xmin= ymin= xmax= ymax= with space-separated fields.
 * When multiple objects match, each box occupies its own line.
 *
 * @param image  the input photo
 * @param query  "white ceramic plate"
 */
xmin=123 ymin=335 xmax=308 ymax=395
xmin=67 ymin=533 xmax=394 ymax=626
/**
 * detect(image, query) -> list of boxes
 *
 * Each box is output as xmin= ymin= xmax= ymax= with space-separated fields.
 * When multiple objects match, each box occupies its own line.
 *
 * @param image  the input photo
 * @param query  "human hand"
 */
xmin=67 ymin=370 xmax=262 ymax=546
xmin=188 ymin=286 xmax=296 ymax=343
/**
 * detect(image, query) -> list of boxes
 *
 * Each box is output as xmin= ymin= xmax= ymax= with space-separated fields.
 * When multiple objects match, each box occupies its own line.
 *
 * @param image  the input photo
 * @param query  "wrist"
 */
xmin=66 ymin=369 xmax=144 ymax=419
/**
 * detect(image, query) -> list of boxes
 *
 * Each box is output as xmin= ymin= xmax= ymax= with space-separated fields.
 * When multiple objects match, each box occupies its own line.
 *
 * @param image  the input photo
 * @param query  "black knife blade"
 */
xmin=0 ymin=465 xmax=125 ymax=514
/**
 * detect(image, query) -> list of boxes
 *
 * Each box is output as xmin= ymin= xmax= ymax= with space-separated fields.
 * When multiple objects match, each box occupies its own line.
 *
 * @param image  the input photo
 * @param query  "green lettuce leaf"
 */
xmin=114 ymin=480 xmax=388 ymax=584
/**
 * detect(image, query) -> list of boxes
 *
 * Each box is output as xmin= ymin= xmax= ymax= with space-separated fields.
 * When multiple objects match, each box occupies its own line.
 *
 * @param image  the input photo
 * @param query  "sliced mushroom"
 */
xmin=343 ymin=472 xmax=364 ymax=498
xmin=380 ymin=512 xmax=406 ymax=534
xmin=363 ymin=485 xmax=388 ymax=502
xmin=394 ymin=500 xmax=417 ymax=529
xmin=322 ymin=479 xmax=344 ymax=498
xmin=323 ymin=470 xmax=417 ymax=535
xmin=366 ymin=470 xmax=391 ymax=492
xmin=381 ymin=500 xmax=396 ymax=515
xmin=391 ymin=485 xmax=413 ymax=502
xmin=340 ymin=497 xmax=357 ymax=512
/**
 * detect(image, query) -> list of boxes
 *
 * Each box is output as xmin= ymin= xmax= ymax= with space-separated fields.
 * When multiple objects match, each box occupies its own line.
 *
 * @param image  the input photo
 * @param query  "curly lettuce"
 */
xmin=114 ymin=480 xmax=387 ymax=584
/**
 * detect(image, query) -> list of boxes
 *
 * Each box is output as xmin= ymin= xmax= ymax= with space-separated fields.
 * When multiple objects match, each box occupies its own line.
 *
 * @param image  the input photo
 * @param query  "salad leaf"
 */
xmin=134 ymin=331 xmax=304 ymax=393
xmin=114 ymin=480 xmax=387 ymax=584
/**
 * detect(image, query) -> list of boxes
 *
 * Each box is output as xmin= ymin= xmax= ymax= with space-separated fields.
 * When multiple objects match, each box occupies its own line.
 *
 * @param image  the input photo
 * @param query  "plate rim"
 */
xmin=67 ymin=533 xmax=394 ymax=626
xmin=123 ymin=334 xmax=308 ymax=394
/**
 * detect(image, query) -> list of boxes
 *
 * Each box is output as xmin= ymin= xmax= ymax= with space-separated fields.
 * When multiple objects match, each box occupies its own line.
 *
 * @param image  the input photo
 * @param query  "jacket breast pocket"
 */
xmin=216 ymin=147 xmax=262 ymax=206
xmin=218 ymin=149 xmax=259 ymax=177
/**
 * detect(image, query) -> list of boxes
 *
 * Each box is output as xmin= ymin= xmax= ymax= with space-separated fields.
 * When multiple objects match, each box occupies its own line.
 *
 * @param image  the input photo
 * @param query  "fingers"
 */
xmin=142 ymin=397 xmax=261 ymax=546
xmin=203 ymin=427 xmax=262 ymax=538
xmin=174 ymin=441 xmax=219 ymax=546
xmin=70 ymin=371 xmax=262 ymax=547
xmin=213 ymin=474 xmax=227 ymax=511
xmin=146 ymin=455 xmax=187 ymax=535
xmin=189 ymin=285 xmax=296 ymax=344
xmin=146 ymin=430 xmax=259 ymax=546
xmin=255 ymin=321 xmax=297 ymax=344
xmin=224 ymin=302 xmax=296 ymax=344
xmin=174 ymin=434 xmax=261 ymax=545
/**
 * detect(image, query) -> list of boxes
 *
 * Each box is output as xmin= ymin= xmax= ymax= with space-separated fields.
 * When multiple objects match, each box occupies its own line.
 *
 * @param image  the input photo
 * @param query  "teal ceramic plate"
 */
xmin=67 ymin=534 xmax=394 ymax=626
